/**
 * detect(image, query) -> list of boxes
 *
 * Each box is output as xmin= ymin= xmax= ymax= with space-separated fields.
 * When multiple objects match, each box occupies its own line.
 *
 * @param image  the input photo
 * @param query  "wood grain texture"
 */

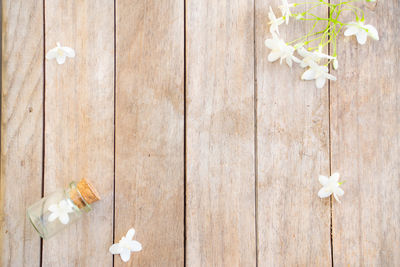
xmin=115 ymin=0 xmax=184 ymax=266
xmin=0 ymin=0 xmax=43 ymax=266
xmin=255 ymin=1 xmax=331 ymax=265
xmin=186 ymin=0 xmax=256 ymax=265
xmin=331 ymin=1 xmax=400 ymax=265
xmin=42 ymin=0 xmax=114 ymax=266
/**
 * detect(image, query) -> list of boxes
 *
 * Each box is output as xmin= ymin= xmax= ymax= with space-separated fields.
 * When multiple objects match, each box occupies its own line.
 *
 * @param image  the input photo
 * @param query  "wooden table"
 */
xmin=1 ymin=0 xmax=399 ymax=266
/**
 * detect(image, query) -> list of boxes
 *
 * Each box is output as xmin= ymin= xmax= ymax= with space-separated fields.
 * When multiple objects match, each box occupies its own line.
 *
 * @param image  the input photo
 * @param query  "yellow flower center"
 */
xmin=57 ymin=49 xmax=64 ymax=56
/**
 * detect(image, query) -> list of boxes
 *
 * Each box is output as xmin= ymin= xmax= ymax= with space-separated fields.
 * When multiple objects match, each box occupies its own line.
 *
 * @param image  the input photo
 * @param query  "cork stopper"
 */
xmin=69 ymin=178 xmax=101 ymax=209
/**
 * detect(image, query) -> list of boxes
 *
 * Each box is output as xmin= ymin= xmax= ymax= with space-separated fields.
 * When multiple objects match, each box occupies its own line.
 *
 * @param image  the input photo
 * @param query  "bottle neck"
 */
xmin=68 ymin=182 xmax=91 ymax=212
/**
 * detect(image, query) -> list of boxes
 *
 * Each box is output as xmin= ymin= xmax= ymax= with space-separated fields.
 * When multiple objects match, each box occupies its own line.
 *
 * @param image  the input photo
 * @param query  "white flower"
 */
xmin=268 ymin=7 xmax=284 ymax=34
xmin=298 ymin=46 xmax=335 ymax=68
xmin=344 ymin=21 xmax=379 ymax=45
xmin=48 ymin=200 xmax=74 ymax=225
xmin=318 ymin=173 xmax=344 ymax=202
xmin=265 ymin=33 xmax=300 ymax=67
xmin=301 ymin=62 xmax=337 ymax=88
xmin=110 ymin=228 xmax=142 ymax=262
xmin=279 ymin=0 xmax=294 ymax=24
xmin=45 ymin=42 xmax=75 ymax=64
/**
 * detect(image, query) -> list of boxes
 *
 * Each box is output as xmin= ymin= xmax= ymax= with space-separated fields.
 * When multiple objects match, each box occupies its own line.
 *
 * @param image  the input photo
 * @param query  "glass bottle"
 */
xmin=27 ymin=178 xmax=100 ymax=239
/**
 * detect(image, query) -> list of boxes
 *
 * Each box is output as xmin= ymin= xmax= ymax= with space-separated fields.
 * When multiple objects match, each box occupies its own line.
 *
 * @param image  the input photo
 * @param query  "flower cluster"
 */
xmin=265 ymin=0 xmax=379 ymax=88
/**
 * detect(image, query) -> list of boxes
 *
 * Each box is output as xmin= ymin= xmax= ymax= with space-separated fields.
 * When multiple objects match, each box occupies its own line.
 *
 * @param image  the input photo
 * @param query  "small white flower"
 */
xmin=268 ymin=7 xmax=285 ymax=35
xmin=318 ymin=173 xmax=344 ymax=202
xmin=265 ymin=33 xmax=300 ymax=67
xmin=46 ymin=42 xmax=75 ymax=64
xmin=279 ymin=0 xmax=294 ymax=24
xmin=110 ymin=228 xmax=142 ymax=262
xmin=301 ymin=62 xmax=336 ymax=88
xmin=344 ymin=21 xmax=379 ymax=45
xmin=297 ymin=46 xmax=335 ymax=68
xmin=48 ymin=200 xmax=74 ymax=225
xmin=296 ymin=14 xmax=304 ymax=20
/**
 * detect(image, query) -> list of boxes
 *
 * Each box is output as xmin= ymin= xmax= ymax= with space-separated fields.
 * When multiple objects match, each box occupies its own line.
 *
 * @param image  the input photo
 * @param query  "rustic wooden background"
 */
xmin=1 ymin=0 xmax=399 ymax=266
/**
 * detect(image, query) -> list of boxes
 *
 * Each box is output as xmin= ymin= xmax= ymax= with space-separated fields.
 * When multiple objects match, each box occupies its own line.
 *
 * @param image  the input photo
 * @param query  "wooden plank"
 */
xmin=186 ymin=0 xmax=256 ymax=265
xmin=255 ymin=1 xmax=331 ymax=265
xmin=115 ymin=0 xmax=184 ymax=265
xmin=331 ymin=1 xmax=400 ymax=265
xmin=42 ymin=0 xmax=114 ymax=266
xmin=0 ymin=0 xmax=44 ymax=266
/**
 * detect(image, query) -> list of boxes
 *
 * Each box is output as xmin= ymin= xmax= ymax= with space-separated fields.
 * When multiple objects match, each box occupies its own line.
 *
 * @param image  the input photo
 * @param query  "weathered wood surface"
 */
xmin=255 ymin=1 xmax=331 ymax=266
xmin=186 ymin=0 xmax=256 ymax=265
xmin=331 ymin=0 xmax=400 ymax=265
xmin=42 ymin=0 xmax=114 ymax=266
xmin=0 ymin=0 xmax=43 ymax=266
xmin=115 ymin=0 xmax=184 ymax=266
xmin=1 ymin=0 xmax=399 ymax=266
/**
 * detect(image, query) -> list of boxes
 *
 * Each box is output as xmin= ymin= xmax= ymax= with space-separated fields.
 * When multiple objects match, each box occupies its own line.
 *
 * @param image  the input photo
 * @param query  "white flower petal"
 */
xmin=109 ymin=244 xmax=122 ymax=255
xmin=313 ymin=51 xmax=335 ymax=60
xmin=330 ymin=172 xmax=340 ymax=183
xmin=48 ymin=212 xmax=58 ymax=222
xmin=264 ymin=39 xmax=275 ymax=49
xmin=128 ymin=240 xmax=142 ymax=252
xmin=286 ymin=57 xmax=292 ymax=68
xmin=334 ymin=187 xmax=344 ymax=197
xmin=356 ymin=31 xmax=367 ymax=45
xmin=315 ymin=77 xmax=326 ymax=88
xmin=268 ymin=51 xmax=281 ymax=62
xmin=268 ymin=7 xmax=284 ymax=35
xmin=45 ymin=48 xmax=59 ymax=60
xmin=48 ymin=204 xmax=58 ymax=213
xmin=344 ymin=26 xmax=358 ymax=37
xmin=333 ymin=193 xmax=341 ymax=203
xmin=297 ymin=47 xmax=308 ymax=57
xmin=318 ymin=187 xmax=332 ymax=198
xmin=126 ymin=228 xmax=136 ymax=240
xmin=268 ymin=6 xmax=275 ymax=20
xmin=324 ymin=73 xmax=337 ymax=81
xmin=279 ymin=0 xmax=292 ymax=24
xmin=120 ymin=248 xmax=131 ymax=262
xmin=301 ymin=69 xmax=316 ymax=80
xmin=58 ymin=213 xmax=70 ymax=224
xmin=300 ymin=61 xmax=308 ymax=68
xmin=58 ymin=200 xmax=69 ymax=208
xmin=56 ymin=55 xmax=67 ymax=65
xmin=333 ymin=59 xmax=338 ymax=70
xmin=292 ymin=56 xmax=301 ymax=63
xmin=61 ymin=47 xmax=75 ymax=58
xmin=270 ymin=25 xmax=280 ymax=35
xmin=319 ymin=175 xmax=329 ymax=186
xmin=60 ymin=200 xmax=74 ymax=213
xmin=364 ymin=24 xmax=379 ymax=40
xmin=321 ymin=66 xmax=329 ymax=72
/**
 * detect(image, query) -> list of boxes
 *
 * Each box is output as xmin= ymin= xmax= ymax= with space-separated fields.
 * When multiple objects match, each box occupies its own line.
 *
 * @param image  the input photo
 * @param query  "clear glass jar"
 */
xmin=27 ymin=179 xmax=99 ymax=239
